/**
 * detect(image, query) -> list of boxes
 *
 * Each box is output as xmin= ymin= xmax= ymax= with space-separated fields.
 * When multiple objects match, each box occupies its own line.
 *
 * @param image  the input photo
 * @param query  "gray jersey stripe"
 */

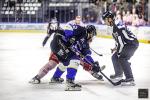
xmin=122 ymin=30 xmax=134 ymax=40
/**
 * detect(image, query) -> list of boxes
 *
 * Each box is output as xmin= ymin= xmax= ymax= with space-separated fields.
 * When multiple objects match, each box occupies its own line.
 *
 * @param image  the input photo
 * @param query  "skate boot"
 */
xmin=29 ymin=75 xmax=41 ymax=84
xmin=65 ymin=79 xmax=82 ymax=91
xmin=91 ymin=65 xmax=105 ymax=81
xmin=120 ymin=78 xmax=135 ymax=86
xmin=110 ymin=74 xmax=123 ymax=81
xmin=50 ymin=77 xmax=64 ymax=83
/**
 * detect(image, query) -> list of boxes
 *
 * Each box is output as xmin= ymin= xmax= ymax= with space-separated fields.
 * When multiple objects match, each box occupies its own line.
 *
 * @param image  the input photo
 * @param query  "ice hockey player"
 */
xmin=29 ymin=17 xmax=104 ymax=83
xmin=50 ymin=16 xmax=104 ymax=84
xmin=51 ymin=25 xmax=105 ymax=90
xmin=29 ymin=25 xmax=104 ymax=90
xmin=42 ymin=17 xmax=61 ymax=47
xmin=42 ymin=16 xmax=84 ymax=47
xmin=50 ymin=24 xmax=104 ymax=90
xmin=102 ymin=11 xmax=139 ymax=86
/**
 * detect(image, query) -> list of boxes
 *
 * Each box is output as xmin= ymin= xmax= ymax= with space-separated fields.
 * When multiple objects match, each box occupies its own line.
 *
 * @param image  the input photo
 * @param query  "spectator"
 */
xmin=131 ymin=7 xmax=139 ymax=26
xmin=122 ymin=11 xmax=127 ymax=24
xmin=125 ymin=10 xmax=132 ymax=25
xmin=138 ymin=14 xmax=146 ymax=26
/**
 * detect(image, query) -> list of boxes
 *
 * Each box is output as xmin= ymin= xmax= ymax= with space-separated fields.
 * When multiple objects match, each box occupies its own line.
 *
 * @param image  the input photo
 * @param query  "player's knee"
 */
xmin=68 ymin=60 xmax=80 ymax=70
xmin=47 ymin=60 xmax=58 ymax=69
xmin=111 ymin=53 xmax=118 ymax=60
xmin=58 ymin=63 xmax=67 ymax=71
xmin=118 ymin=57 xmax=126 ymax=63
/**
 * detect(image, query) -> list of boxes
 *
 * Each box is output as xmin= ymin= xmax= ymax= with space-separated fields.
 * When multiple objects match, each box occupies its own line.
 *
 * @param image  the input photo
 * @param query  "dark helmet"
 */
xmin=86 ymin=25 xmax=97 ymax=36
xmin=102 ymin=11 xmax=114 ymax=20
xmin=49 ymin=17 xmax=59 ymax=30
xmin=86 ymin=25 xmax=97 ymax=41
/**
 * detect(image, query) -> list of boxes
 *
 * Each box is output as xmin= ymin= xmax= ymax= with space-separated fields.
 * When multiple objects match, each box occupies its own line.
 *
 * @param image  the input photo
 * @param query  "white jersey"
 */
xmin=63 ymin=19 xmax=85 ymax=34
xmin=65 ymin=20 xmax=85 ymax=30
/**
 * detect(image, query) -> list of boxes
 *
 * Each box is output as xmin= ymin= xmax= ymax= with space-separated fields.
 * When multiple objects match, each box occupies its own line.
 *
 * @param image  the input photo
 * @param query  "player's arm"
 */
xmin=42 ymin=35 xmax=50 ymax=47
xmin=42 ymin=23 xmax=52 ymax=47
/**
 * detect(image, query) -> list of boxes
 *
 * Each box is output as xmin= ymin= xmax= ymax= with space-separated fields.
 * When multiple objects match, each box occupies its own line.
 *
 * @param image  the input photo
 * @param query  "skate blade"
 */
xmin=121 ymin=82 xmax=136 ymax=86
xmin=65 ymin=87 xmax=81 ymax=91
xmin=49 ymin=82 xmax=63 ymax=84
xmin=111 ymin=78 xmax=123 ymax=82
xmin=98 ymin=79 xmax=104 ymax=81
xmin=28 ymin=80 xmax=40 ymax=84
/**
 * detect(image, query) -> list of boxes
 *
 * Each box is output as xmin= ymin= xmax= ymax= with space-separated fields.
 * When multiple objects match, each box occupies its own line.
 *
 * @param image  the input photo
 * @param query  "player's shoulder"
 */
xmin=67 ymin=20 xmax=75 ymax=25
xmin=114 ymin=20 xmax=126 ymax=30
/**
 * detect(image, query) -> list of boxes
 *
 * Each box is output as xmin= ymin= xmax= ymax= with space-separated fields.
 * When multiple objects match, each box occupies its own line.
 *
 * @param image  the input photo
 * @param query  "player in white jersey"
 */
xmin=67 ymin=16 xmax=85 ymax=27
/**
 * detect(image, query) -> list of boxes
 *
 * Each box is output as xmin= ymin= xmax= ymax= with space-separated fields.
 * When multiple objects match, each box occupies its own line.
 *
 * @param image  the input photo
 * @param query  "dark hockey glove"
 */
xmin=92 ymin=61 xmax=100 ymax=73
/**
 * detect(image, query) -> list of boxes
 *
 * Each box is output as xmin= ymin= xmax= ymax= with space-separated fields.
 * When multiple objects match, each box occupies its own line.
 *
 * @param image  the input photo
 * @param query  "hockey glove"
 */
xmin=80 ymin=60 xmax=92 ymax=71
xmin=92 ymin=61 xmax=100 ymax=73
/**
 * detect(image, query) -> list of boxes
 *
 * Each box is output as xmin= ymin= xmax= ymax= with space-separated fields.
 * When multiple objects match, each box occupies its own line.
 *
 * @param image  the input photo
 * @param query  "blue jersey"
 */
xmin=51 ymin=25 xmax=94 ymax=66
xmin=112 ymin=23 xmax=139 ymax=53
xmin=71 ymin=37 xmax=94 ymax=64
xmin=63 ymin=26 xmax=94 ymax=66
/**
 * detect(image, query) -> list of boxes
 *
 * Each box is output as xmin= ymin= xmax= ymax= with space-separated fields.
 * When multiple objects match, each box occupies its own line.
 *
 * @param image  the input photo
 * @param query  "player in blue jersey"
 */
xmin=102 ymin=11 xmax=139 ymax=86
xmin=29 ymin=23 xmax=104 ymax=90
xmin=50 ymin=25 xmax=104 ymax=90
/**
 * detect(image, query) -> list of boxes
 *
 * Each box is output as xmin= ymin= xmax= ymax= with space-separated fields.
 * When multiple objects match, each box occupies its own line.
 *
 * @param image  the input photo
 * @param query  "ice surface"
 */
xmin=0 ymin=33 xmax=150 ymax=100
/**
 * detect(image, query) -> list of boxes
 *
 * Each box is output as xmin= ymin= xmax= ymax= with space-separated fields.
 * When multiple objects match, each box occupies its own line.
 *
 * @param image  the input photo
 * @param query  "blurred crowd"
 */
xmin=82 ymin=0 xmax=149 ymax=26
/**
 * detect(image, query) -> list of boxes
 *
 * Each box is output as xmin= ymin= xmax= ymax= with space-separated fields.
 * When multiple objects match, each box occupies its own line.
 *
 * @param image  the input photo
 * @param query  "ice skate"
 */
xmin=65 ymin=79 xmax=82 ymax=91
xmin=120 ymin=78 xmax=135 ymax=86
xmin=91 ymin=72 xmax=104 ymax=81
xmin=50 ymin=77 xmax=64 ymax=83
xmin=29 ymin=75 xmax=41 ymax=84
xmin=110 ymin=74 xmax=123 ymax=82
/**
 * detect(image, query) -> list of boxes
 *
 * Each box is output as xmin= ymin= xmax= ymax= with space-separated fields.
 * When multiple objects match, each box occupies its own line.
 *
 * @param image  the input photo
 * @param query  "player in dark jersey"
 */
xmin=29 ymin=24 xmax=104 ymax=90
xmin=102 ymin=11 xmax=139 ymax=86
xmin=50 ymin=25 xmax=104 ymax=90
xmin=42 ymin=17 xmax=61 ymax=47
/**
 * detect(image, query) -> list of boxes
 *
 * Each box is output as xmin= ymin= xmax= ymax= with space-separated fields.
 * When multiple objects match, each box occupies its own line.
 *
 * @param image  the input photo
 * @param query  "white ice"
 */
xmin=0 ymin=33 xmax=150 ymax=100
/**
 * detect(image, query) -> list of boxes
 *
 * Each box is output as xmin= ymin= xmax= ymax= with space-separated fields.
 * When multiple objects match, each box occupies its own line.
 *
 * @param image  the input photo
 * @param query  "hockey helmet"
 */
xmin=86 ymin=25 xmax=97 ymax=41
xmin=102 ymin=11 xmax=114 ymax=20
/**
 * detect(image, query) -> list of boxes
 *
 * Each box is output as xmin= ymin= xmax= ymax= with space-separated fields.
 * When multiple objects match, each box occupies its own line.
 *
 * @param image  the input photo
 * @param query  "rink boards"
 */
xmin=0 ymin=23 xmax=150 ymax=44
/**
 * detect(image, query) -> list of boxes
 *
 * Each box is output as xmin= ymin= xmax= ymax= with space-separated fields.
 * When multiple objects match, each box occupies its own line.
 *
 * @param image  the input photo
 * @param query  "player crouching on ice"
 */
xmin=102 ymin=11 xmax=139 ymax=86
xmin=50 ymin=25 xmax=105 ymax=91
xmin=29 ymin=24 xmax=105 ymax=90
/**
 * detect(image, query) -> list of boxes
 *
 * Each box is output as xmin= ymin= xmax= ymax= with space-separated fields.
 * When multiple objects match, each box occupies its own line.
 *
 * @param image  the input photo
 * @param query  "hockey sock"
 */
xmin=37 ymin=61 xmax=57 ymax=79
xmin=52 ymin=67 xmax=65 ymax=78
xmin=66 ymin=68 xmax=77 ymax=80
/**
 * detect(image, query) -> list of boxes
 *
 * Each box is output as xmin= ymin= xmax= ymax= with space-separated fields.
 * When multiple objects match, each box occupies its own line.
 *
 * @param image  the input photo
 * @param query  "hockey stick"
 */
xmin=78 ymin=53 xmax=121 ymax=86
xmin=98 ymin=70 xmax=121 ymax=86
xmin=90 ymin=48 xmax=103 ymax=56
xmin=83 ymin=57 xmax=120 ymax=86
